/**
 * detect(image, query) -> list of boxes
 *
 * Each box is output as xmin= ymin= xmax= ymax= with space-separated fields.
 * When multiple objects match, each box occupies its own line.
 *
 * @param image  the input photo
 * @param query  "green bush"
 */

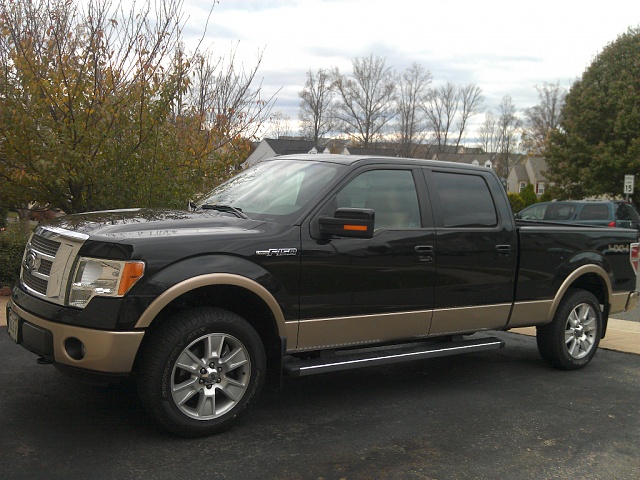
xmin=520 ymin=184 xmax=538 ymax=207
xmin=508 ymin=193 xmax=525 ymax=213
xmin=0 ymin=221 xmax=30 ymax=287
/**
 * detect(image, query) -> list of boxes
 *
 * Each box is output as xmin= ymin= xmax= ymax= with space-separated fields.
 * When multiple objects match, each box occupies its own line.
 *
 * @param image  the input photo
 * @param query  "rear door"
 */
xmin=424 ymin=167 xmax=518 ymax=335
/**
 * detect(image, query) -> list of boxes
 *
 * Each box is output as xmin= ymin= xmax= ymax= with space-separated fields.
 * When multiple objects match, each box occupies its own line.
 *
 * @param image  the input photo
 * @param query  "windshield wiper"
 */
xmin=200 ymin=204 xmax=248 ymax=219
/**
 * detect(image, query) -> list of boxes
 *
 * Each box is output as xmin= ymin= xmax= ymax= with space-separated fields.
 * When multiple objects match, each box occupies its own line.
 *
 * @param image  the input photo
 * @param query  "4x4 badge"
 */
xmin=256 ymin=248 xmax=298 ymax=257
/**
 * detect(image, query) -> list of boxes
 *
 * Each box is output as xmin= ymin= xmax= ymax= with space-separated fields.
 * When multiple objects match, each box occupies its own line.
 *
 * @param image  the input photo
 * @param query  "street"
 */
xmin=1 ymin=329 xmax=639 ymax=479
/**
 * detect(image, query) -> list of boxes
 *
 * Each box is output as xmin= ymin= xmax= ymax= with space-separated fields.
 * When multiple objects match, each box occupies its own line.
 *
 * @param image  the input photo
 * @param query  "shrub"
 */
xmin=0 ymin=221 xmax=30 ymax=287
xmin=508 ymin=193 xmax=525 ymax=213
xmin=520 ymin=184 xmax=538 ymax=207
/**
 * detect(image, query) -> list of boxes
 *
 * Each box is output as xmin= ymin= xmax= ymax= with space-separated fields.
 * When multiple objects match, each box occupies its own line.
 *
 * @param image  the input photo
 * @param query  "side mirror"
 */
xmin=319 ymin=208 xmax=375 ymax=239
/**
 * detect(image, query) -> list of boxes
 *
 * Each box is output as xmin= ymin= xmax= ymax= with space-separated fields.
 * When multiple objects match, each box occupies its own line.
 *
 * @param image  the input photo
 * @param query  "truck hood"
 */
xmin=45 ymin=208 xmax=266 ymax=240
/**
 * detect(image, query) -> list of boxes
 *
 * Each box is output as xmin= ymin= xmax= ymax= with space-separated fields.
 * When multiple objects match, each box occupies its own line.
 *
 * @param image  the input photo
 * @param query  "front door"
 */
xmin=297 ymin=167 xmax=436 ymax=351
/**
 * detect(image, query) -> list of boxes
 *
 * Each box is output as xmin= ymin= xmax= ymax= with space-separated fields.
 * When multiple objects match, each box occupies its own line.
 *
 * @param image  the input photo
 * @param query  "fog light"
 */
xmin=64 ymin=337 xmax=85 ymax=360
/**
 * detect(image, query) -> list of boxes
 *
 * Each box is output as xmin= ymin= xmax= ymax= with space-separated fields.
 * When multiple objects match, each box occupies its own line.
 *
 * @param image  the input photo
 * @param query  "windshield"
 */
xmin=197 ymin=159 xmax=342 ymax=220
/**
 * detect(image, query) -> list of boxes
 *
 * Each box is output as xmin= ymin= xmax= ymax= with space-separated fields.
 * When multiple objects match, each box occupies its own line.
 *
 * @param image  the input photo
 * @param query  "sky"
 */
xmin=179 ymin=0 xmax=640 ymax=142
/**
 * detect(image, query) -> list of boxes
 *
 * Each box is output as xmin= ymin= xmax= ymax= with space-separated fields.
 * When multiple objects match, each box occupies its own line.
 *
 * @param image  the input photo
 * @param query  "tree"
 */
xmin=298 ymin=68 xmax=335 ymax=144
xmin=477 ymin=112 xmax=502 ymax=154
xmin=424 ymin=82 xmax=483 ymax=153
xmin=497 ymin=95 xmax=522 ymax=179
xmin=266 ymin=111 xmax=292 ymax=139
xmin=394 ymin=63 xmax=431 ymax=157
xmin=453 ymin=84 xmax=484 ymax=148
xmin=521 ymin=82 xmax=566 ymax=155
xmin=546 ymin=27 xmax=640 ymax=200
xmin=0 ymin=0 xmax=272 ymax=215
xmin=332 ymin=55 xmax=397 ymax=147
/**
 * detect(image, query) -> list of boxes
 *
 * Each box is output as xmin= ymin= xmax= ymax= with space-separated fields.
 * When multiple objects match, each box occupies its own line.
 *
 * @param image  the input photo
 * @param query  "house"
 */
xmin=506 ymin=156 xmax=549 ymax=196
xmin=243 ymin=138 xmax=325 ymax=168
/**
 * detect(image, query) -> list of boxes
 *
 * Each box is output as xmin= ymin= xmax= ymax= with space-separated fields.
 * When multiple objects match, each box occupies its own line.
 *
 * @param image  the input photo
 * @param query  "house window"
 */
xmin=519 ymin=182 xmax=526 ymax=193
xmin=537 ymin=183 xmax=545 ymax=195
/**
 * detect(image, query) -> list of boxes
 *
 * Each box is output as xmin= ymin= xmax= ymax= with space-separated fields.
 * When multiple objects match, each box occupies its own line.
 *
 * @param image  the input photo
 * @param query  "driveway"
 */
xmin=1 ymin=326 xmax=639 ymax=479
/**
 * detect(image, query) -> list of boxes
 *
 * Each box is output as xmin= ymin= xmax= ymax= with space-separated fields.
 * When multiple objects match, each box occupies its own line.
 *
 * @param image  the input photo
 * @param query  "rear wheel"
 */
xmin=536 ymin=289 xmax=602 ymax=370
xmin=137 ymin=307 xmax=266 ymax=437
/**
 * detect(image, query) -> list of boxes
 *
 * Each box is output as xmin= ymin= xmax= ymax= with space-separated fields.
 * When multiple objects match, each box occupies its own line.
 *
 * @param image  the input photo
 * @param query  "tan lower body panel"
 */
xmin=296 ymin=310 xmax=433 ymax=352
xmin=429 ymin=303 xmax=512 ymax=335
xmin=295 ymin=303 xmax=511 ymax=352
xmin=10 ymin=300 xmax=143 ymax=373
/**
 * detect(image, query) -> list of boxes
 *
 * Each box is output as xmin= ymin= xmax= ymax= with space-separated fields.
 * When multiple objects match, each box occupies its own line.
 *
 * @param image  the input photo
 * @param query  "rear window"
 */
xmin=433 ymin=172 xmax=498 ymax=228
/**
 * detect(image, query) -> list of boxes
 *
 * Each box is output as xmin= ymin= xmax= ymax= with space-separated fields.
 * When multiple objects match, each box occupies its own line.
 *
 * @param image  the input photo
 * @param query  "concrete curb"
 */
xmin=1 ymin=295 xmax=638 ymax=355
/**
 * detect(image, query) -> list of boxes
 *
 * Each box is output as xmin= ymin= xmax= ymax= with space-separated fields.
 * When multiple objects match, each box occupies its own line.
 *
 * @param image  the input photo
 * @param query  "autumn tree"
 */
xmin=0 ymin=0 xmax=270 ymax=215
xmin=298 ymin=68 xmax=335 ymax=144
xmin=546 ymin=28 xmax=640 ymax=199
xmin=332 ymin=55 xmax=397 ymax=147
xmin=394 ymin=63 xmax=431 ymax=157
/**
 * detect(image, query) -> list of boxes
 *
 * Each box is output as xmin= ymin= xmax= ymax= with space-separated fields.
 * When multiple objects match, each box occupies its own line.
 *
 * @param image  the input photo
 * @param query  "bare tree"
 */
xmin=332 ymin=55 xmax=397 ymax=147
xmin=266 ymin=111 xmax=292 ymax=139
xmin=477 ymin=112 xmax=502 ymax=154
xmin=497 ymin=95 xmax=522 ymax=178
xmin=423 ymin=82 xmax=483 ymax=154
xmin=395 ymin=63 xmax=431 ymax=157
xmin=298 ymin=68 xmax=335 ymax=144
xmin=192 ymin=45 xmax=275 ymax=149
xmin=521 ymin=81 xmax=566 ymax=154
xmin=423 ymin=82 xmax=459 ymax=153
xmin=454 ymin=84 xmax=484 ymax=148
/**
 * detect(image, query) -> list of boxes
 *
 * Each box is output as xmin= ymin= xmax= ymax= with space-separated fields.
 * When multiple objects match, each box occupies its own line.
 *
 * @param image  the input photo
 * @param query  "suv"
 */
xmin=516 ymin=200 xmax=640 ymax=230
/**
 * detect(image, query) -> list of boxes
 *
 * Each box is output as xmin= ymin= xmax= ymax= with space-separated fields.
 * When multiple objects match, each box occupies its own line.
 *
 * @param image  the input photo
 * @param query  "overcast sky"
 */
xmin=180 ymin=0 xmax=640 ymax=141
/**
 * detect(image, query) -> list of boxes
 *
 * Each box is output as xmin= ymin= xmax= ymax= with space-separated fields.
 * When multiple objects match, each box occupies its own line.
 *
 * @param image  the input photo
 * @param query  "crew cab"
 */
xmin=6 ymin=155 xmax=639 ymax=437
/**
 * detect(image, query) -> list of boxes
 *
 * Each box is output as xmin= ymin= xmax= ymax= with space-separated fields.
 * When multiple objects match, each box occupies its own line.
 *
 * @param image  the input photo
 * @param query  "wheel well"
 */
xmin=137 ymin=284 xmax=282 ymax=361
xmin=567 ymin=273 xmax=608 ymax=306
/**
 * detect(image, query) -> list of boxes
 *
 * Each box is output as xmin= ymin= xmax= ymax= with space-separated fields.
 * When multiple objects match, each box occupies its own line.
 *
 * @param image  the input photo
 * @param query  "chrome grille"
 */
xmin=22 ymin=270 xmax=48 ymax=295
xmin=31 ymin=234 xmax=61 ymax=257
xmin=20 ymin=226 xmax=88 ymax=305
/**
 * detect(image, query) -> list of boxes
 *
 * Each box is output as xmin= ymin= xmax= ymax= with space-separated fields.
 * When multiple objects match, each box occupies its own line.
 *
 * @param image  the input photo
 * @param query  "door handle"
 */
xmin=415 ymin=245 xmax=435 ymax=263
xmin=496 ymin=245 xmax=512 ymax=257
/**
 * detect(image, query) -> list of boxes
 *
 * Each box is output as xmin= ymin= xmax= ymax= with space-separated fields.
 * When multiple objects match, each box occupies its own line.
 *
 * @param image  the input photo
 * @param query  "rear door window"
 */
xmin=577 ymin=204 xmax=610 ymax=220
xmin=544 ymin=203 xmax=577 ymax=220
xmin=432 ymin=172 xmax=498 ymax=228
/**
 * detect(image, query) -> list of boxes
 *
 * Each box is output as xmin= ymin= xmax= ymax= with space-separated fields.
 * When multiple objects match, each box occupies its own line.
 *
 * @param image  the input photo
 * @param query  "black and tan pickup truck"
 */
xmin=6 ymin=154 xmax=639 ymax=436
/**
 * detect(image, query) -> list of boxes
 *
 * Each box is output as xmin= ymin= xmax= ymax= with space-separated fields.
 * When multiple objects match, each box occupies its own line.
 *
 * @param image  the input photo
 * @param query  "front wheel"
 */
xmin=137 ymin=308 xmax=266 ymax=437
xmin=536 ymin=289 xmax=602 ymax=370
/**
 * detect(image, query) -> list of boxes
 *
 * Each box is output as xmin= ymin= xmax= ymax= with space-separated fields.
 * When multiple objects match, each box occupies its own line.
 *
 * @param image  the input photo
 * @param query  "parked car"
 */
xmin=516 ymin=200 xmax=640 ymax=230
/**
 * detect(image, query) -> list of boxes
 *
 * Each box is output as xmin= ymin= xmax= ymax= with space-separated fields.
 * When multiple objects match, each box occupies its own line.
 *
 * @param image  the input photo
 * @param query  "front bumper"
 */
xmin=7 ymin=298 xmax=144 ymax=374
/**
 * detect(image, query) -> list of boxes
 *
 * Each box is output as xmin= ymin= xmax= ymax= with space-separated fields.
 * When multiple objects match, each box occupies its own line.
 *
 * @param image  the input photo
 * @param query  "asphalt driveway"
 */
xmin=1 ymin=327 xmax=639 ymax=479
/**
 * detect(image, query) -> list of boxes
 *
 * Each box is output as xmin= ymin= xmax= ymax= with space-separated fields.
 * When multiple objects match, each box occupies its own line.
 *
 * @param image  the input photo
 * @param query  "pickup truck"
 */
xmin=6 ymin=154 xmax=639 ymax=437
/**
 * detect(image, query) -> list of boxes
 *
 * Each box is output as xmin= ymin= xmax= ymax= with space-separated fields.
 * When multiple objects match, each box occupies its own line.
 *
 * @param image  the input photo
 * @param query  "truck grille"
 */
xmin=31 ymin=234 xmax=61 ymax=257
xmin=20 ymin=226 xmax=88 ymax=305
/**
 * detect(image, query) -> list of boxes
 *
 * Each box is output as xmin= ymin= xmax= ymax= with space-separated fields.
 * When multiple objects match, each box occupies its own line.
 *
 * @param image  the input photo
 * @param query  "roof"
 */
xmin=270 ymin=154 xmax=498 ymax=173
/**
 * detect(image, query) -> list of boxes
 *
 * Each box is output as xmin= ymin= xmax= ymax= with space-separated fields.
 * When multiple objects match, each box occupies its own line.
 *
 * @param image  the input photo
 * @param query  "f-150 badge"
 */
xmin=256 ymin=248 xmax=298 ymax=257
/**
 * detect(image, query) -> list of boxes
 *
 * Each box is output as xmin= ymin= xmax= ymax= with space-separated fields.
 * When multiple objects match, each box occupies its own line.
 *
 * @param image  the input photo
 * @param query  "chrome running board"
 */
xmin=283 ymin=336 xmax=505 ymax=377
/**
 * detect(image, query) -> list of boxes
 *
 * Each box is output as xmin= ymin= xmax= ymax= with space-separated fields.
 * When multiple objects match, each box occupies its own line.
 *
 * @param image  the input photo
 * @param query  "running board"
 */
xmin=283 ymin=336 xmax=505 ymax=377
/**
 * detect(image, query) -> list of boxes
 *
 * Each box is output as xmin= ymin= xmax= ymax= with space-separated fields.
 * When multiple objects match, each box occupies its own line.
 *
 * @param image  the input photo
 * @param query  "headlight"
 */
xmin=68 ymin=257 xmax=145 ymax=308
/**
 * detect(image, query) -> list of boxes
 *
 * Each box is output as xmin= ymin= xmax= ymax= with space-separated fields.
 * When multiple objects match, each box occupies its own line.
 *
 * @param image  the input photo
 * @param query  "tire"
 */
xmin=136 ymin=307 xmax=266 ymax=437
xmin=536 ymin=289 xmax=602 ymax=370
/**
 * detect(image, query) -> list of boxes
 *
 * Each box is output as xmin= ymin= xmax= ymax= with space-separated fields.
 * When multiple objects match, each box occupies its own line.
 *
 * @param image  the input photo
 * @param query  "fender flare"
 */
xmin=134 ymin=273 xmax=286 ymax=336
xmin=546 ymin=264 xmax=612 ymax=323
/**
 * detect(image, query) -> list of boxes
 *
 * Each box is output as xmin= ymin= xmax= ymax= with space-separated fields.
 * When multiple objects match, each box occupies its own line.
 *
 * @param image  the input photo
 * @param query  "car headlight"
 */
xmin=68 ymin=257 xmax=145 ymax=308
